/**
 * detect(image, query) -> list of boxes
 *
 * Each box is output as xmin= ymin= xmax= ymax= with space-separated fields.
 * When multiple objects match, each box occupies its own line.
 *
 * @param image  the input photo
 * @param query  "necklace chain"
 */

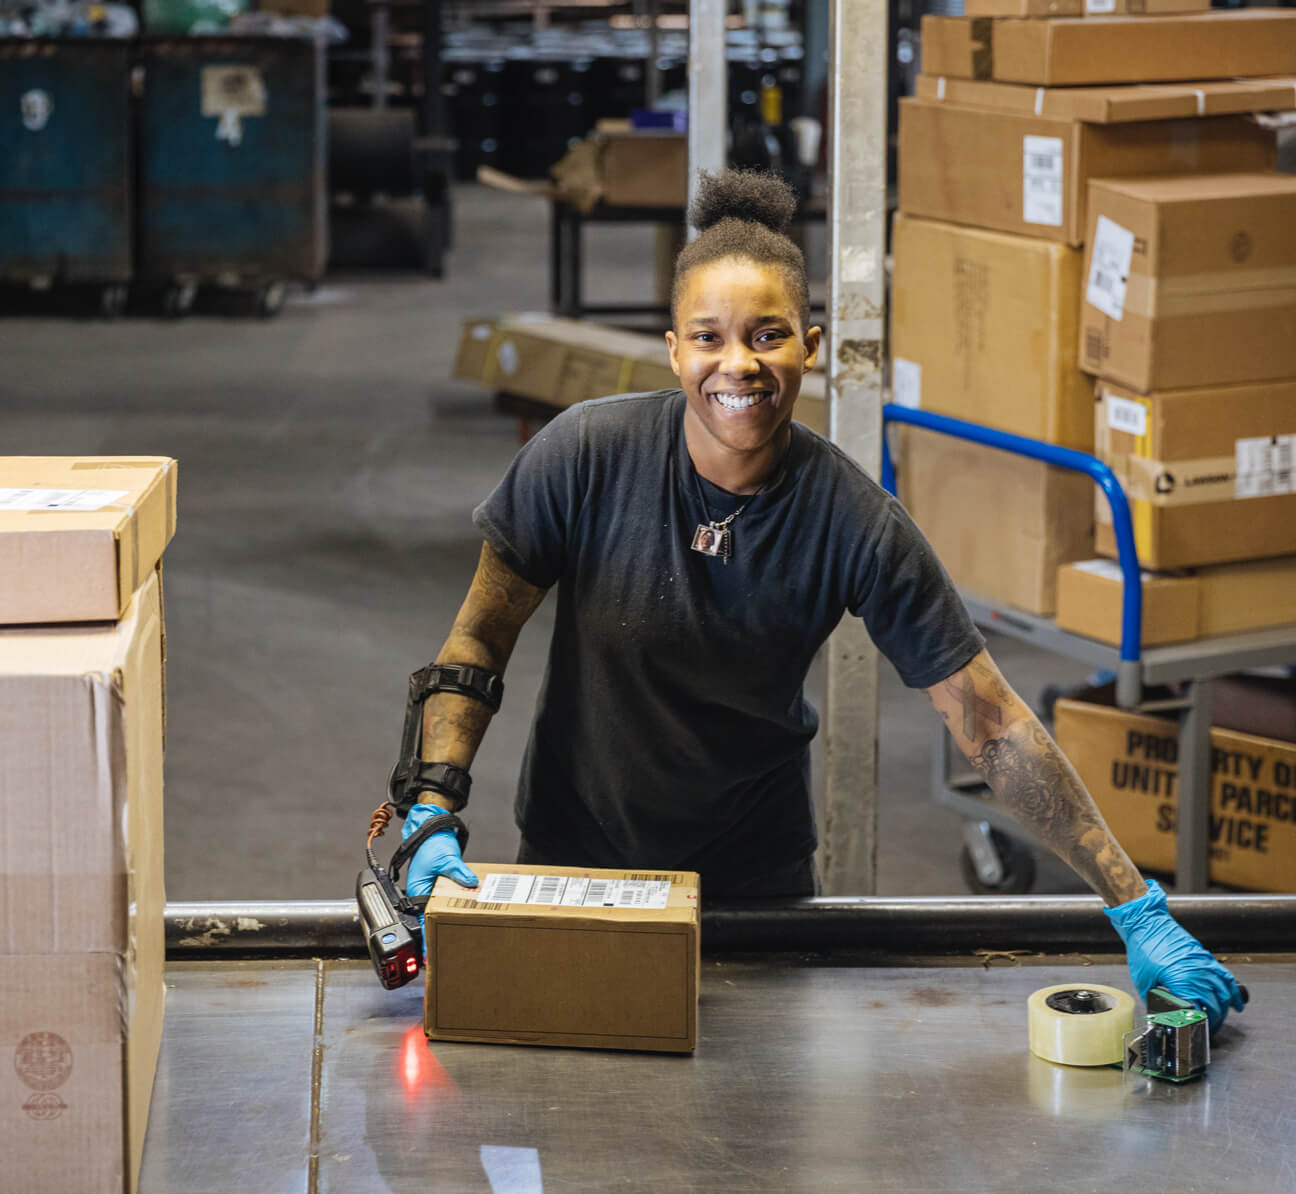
xmin=689 ymin=441 xmax=791 ymax=561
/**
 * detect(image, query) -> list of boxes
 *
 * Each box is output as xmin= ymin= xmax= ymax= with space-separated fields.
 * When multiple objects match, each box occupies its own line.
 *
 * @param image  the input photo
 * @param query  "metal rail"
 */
xmin=880 ymin=404 xmax=1144 ymax=702
xmin=165 ymin=896 xmax=1296 ymax=958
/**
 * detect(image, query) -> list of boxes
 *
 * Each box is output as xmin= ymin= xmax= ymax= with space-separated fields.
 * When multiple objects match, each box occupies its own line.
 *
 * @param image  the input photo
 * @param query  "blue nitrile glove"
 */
xmin=402 ymin=802 xmax=478 ymax=898
xmin=1104 ymin=878 xmax=1246 ymax=1032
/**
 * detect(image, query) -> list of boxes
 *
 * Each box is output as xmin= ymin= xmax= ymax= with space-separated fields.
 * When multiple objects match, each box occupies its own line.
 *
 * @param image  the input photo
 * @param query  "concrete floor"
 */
xmin=1 ymin=182 xmax=1093 ymax=901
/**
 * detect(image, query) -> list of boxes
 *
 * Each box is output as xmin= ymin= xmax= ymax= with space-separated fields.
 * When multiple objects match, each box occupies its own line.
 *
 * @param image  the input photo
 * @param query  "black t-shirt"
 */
xmin=473 ymin=390 xmax=983 ymax=880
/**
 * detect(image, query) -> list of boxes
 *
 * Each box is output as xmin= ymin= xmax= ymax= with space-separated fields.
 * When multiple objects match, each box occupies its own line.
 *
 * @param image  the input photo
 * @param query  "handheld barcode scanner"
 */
xmin=356 ymin=663 xmax=502 ymax=990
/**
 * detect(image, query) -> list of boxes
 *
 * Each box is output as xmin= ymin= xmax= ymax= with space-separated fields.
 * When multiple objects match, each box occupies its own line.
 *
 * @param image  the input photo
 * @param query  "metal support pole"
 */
xmin=687 ymin=0 xmax=728 ymax=232
xmin=1176 ymin=678 xmax=1214 ymax=892
xmin=821 ymin=0 xmax=887 ymax=894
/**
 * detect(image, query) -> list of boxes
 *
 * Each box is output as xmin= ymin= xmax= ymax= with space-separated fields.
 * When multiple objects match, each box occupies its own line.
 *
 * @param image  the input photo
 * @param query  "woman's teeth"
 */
xmin=713 ymin=391 xmax=770 ymax=410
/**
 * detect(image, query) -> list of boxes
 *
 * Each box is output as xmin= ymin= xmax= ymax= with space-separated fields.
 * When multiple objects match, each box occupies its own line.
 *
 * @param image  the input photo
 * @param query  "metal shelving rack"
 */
xmin=882 ymin=403 xmax=1296 ymax=894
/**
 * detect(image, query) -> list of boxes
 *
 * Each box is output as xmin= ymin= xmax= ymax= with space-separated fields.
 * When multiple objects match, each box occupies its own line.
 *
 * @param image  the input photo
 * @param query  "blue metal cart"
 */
xmin=0 ymin=39 xmax=133 ymax=315
xmin=134 ymin=37 xmax=327 ymax=316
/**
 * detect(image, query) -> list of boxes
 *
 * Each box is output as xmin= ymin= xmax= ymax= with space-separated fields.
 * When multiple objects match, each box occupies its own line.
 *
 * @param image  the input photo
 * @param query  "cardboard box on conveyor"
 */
xmin=424 ymin=863 xmax=700 ymax=1053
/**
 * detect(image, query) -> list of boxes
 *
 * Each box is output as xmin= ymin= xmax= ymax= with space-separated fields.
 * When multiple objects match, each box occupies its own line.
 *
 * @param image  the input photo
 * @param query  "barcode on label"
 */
xmin=1022 ymin=136 xmax=1064 ymax=226
xmin=1086 ymin=216 xmax=1136 ymax=321
xmin=0 ymin=487 xmax=129 ymax=513
xmin=532 ymin=875 xmax=565 ymax=904
xmin=586 ymin=879 xmax=613 ymax=906
xmin=1236 ymin=435 xmax=1296 ymax=499
xmin=475 ymin=873 xmax=673 ymax=909
xmin=1106 ymin=395 xmax=1148 ymax=438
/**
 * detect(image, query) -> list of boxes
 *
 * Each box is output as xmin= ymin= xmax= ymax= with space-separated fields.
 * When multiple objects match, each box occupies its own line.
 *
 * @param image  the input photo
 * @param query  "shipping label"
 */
xmin=1022 ymin=136 xmax=1064 ymax=227
xmin=1086 ymin=0 xmax=1117 ymax=10
xmin=1086 ymin=216 xmax=1136 ymax=321
xmin=1235 ymin=435 xmax=1295 ymax=499
xmin=891 ymin=358 xmax=922 ymax=409
xmin=0 ymin=487 xmax=128 ymax=512
xmin=476 ymin=873 xmax=672 ymax=909
xmin=1105 ymin=394 xmax=1148 ymax=438
xmin=200 ymin=66 xmax=267 ymax=118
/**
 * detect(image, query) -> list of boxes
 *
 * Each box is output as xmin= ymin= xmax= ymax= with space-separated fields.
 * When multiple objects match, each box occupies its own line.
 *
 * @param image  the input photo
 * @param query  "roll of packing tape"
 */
xmin=1027 ymin=984 xmax=1135 ymax=1067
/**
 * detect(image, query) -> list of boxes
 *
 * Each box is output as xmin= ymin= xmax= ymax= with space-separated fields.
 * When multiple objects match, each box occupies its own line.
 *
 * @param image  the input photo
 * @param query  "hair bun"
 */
xmin=688 ymin=168 xmax=796 ymax=236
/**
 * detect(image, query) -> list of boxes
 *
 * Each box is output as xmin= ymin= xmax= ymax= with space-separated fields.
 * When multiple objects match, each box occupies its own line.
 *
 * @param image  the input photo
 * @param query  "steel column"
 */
xmin=687 ymin=0 xmax=728 ymax=232
xmin=1176 ymin=678 xmax=1214 ymax=892
xmin=821 ymin=0 xmax=887 ymax=894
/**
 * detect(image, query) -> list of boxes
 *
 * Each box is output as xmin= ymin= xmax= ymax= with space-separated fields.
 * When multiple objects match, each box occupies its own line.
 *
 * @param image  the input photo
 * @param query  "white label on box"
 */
xmin=496 ymin=340 xmax=519 ymax=376
xmin=1235 ymin=435 xmax=1295 ymax=499
xmin=200 ymin=66 xmax=267 ymax=118
xmin=1106 ymin=395 xmax=1148 ymax=438
xmin=1085 ymin=0 xmax=1117 ymax=11
xmin=1073 ymin=558 xmax=1152 ymax=583
xmin=477 ymin=873 xmax=671 ymax=909
xmin=0 ymin=487 xmax=128 ymax=512
xmin=892 ymin=358 xmax=922 ymax=409
xmin=1022 ymin=136 xmax=1064 ymax=227
xmin=1086 ymin=216 xmax=1136 ymax=321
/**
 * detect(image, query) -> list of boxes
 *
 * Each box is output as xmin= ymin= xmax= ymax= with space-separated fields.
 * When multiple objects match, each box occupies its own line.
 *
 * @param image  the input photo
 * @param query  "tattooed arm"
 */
xmin=417 ymin=541 xmax=548 ymax=809
xmin=927 ymin=649 xmax=1146 ymax=906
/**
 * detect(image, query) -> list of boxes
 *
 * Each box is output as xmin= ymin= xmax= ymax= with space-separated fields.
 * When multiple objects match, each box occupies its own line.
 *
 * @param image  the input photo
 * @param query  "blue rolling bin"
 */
xmin=134 ymin=37 xmax=326 ymax=316
xmin=0 ymin=39 xmax=132 ymax=314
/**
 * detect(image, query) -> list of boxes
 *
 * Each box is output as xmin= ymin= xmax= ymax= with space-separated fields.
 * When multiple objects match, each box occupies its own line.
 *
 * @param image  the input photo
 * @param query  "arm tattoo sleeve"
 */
xmin=417 ymin=542 xmax=548 ymax=802
xmin=929 ymin=652 xmax=1146 ymax=906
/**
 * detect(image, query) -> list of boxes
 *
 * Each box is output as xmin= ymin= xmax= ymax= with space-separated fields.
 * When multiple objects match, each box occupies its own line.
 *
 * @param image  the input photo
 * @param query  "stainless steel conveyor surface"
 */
xmin=137 ymin=958 xmax=1296 ymax=1193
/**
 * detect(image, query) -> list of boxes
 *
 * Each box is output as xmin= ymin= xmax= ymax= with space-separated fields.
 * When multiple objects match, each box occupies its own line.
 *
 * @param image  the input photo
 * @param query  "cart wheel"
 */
xmin=959 ymin=826 xmax=1036 ymax=895
xmin=255 ymin=281 xmax=285 ymax=319
xmin=99 ymin=285 xmax=128 ymax=319
xmin=162 ymin=282 xmax=197 ymax=319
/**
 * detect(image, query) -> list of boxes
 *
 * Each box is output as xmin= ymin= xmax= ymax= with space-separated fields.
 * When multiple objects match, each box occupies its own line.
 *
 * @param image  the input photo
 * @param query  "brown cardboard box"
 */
xmin=0 ymin=457 xmax=177 ymax=625
xmin=424 ymin=863 xmax=700 ymax=1052
xmin=1093 ymin=380 xmax=1296 ymax=569
xmin=1056 ymin=559 xmax=1200 ymax=645
xmin=1080 ymin=173 xmax=1296 ymax=391
xmin=899 ymin=428 xmax=1094 ymax=614
xmin=925 ymin=11 xmax=1296 ymax=86
xmin=1081 ymin=0 xmax=1209 ymax=13
xmin=1055 ymin=556 xmax=1296 ymax=646
xmin=891 ymin=214 xmax=1092 ymax=449
xmin=912 ymin=75 xmax=1296 ymax=124
xmin=1054 ymin=697 xmax=1296 ymax=891
xmin=0 ymin=571 xmax=166 ymax=1192
xmin=453 ymin=315 xmax=828 ymax=435
xmin=898 ymin=101 xmax=1271 ymax=246
xmin=599 ymin=131 xmax=688 ymax=207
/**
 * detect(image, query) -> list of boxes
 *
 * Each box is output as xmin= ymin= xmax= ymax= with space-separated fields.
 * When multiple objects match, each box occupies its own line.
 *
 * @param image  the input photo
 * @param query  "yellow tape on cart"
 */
xmin=1027 ymin=984 xmax=1135 ymax=1067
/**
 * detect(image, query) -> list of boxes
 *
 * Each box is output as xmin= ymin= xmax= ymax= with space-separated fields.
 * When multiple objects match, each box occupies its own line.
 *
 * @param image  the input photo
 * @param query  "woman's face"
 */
xmin=666 ymin=258 xmax=821 ymax=462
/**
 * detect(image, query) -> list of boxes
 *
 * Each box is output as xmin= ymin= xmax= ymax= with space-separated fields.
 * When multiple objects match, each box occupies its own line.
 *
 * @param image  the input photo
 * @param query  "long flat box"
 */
xmin=424 ymin=863 xmax=699 ymax=1053
xmin=1055 ymin=696 xmax=1296 ymax=891
xmin=964 ymin=0 xmax=1207 ymax=16
xmin=0 ymin=571 xmax=166 ymax=1192
xmin=0 ymin=457 xmax=177 ymax=625
xmin=1056 ymin=556 xmax=1296 ymax=646
xmin=898 ymin=101 xmax=1271 ymax=246
xmin=923 ymin=12 xmax=1296 ymax=86
xmin=1080 ymin=173 xmax=1296 ymax=391
xmin=890 ymin=214 xmax=1093 ymax=449
xmin=913 ymin=75 xmax=1296 ymax=124
xmin=1081 ymin=0 xmax=1209 ymax=14
xmin=899 ymin=428 xmax=1094 ymax=615
xmin=453 ymin=314 xmax=828 ymax=435
xmin=1093 ymin=379 xmax=1296 ymax=570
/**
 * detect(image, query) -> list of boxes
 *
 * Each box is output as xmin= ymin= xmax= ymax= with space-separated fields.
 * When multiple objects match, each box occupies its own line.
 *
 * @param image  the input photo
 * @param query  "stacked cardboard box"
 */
xmin=894 ymin=9 xmax=1296 ymax=616
xmin=0 ymin=458 xmax=177 ymax=1194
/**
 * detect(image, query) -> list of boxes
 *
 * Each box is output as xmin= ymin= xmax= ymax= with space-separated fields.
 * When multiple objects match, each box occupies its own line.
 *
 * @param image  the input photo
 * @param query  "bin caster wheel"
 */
xmin=255 ymin=281 xmax=285 ymax=319
xmin=959 ymin=822 xmax=1036 ymax=895
xmin=162 ymin=282 xmax=197 ymax=319
xmin=99 ymin=285 xmax=128 ymax=319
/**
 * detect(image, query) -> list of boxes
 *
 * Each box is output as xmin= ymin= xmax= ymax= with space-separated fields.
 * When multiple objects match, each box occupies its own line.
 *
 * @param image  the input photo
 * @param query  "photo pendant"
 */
xmin=691 ymin=523 xmax=732 ymax=561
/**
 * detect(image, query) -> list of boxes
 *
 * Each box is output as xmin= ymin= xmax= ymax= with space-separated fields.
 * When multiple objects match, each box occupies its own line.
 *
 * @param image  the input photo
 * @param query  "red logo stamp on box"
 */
xmin=14 ymin=1032 xmax=73 ymax=1092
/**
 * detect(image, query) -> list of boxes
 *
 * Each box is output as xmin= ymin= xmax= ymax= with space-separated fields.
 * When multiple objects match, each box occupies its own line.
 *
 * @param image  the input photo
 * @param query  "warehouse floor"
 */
xmin=2 ymin=182 xmax=1095 ymax=901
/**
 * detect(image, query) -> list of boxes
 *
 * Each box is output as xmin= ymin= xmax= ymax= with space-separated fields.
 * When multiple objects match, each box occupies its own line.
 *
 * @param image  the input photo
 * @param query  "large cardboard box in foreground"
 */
xmin=1080 ymin=173 xmax=1296 ymax=391
xmin=1055 ymin=696 xmax=1296 ymax=891
xmin=899 ymin=428 xmax=1094 ymax=614
xmin=1056 ymin=556 xmax=1296 ymax=646
xmin=921 ymin=11 xmax=1296 ymax=85
xmin=898 ymin=101 xmax=1271 ymax=246
xmin=0 ymin=457 xmax=177 ymax=625
xmin=890 ymin=214 xmax=1092 ymax=449
xmin=0 ymin=571 xmax=166 ymax=1193
xmin=1093 ymin=379 xmax=1296 ymax=569
xmin=425 ymin=863 xmax=699 ymax=1052
xmin=453 ymin=314 xmax=828 ymax=435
